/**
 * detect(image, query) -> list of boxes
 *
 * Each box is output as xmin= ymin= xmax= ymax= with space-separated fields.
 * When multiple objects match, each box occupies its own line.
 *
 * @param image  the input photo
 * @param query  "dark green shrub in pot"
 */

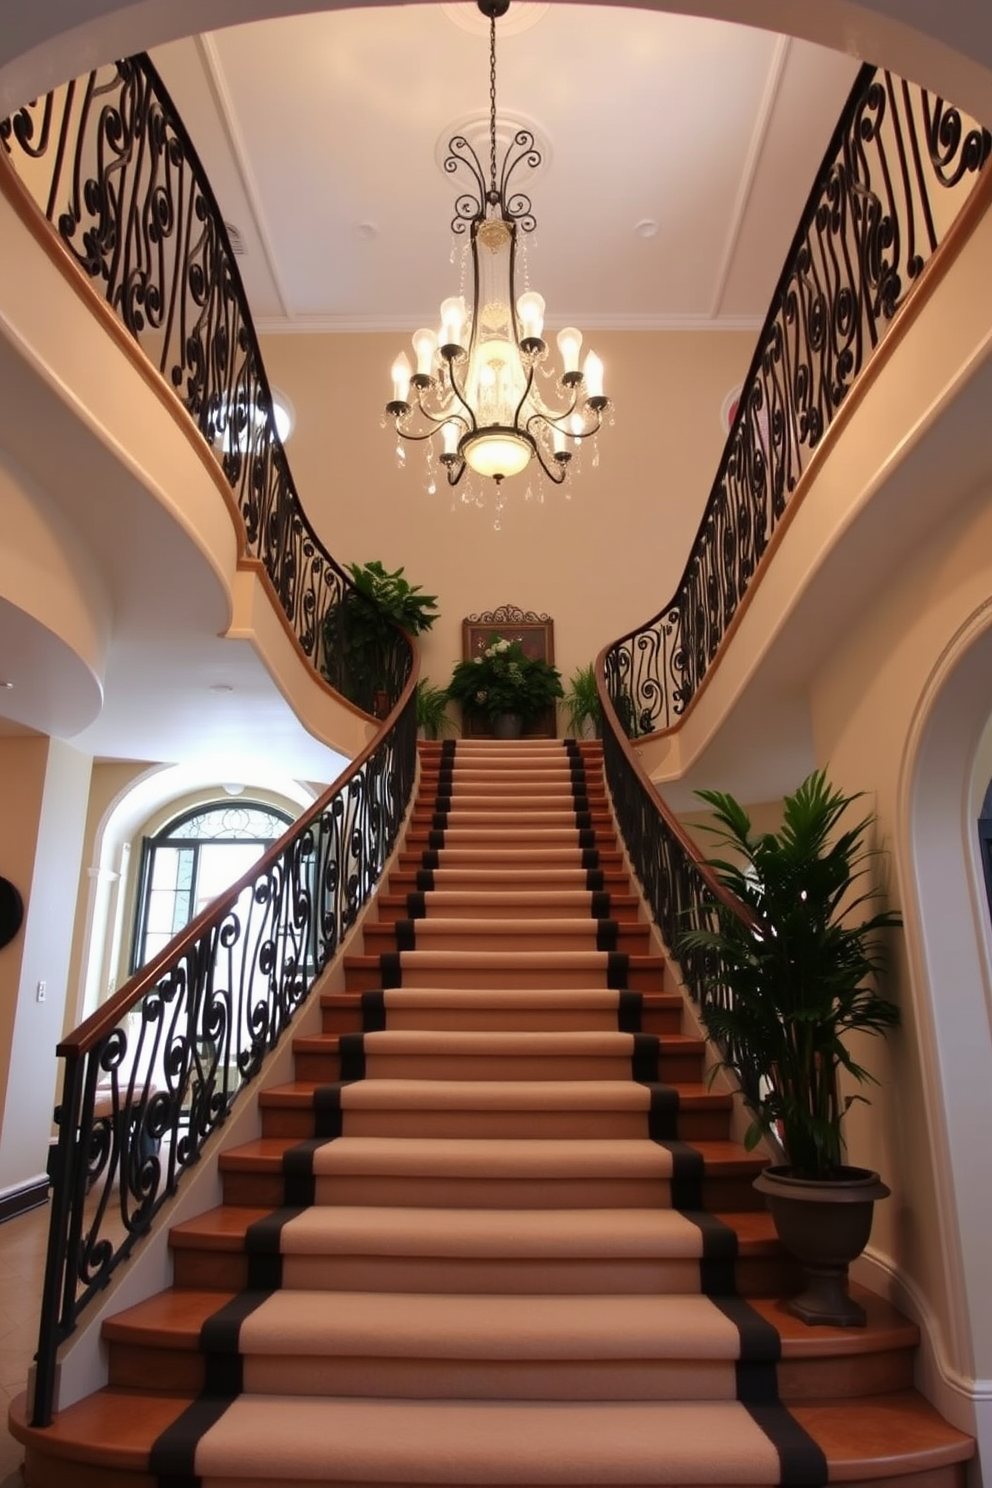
xmin=447 ymin=635 xmax=563 ymax=733
xmin=675 ymin=768 xmax=901 ymax=1324
xmin=322 ymin=561 xmax=439 ymax=716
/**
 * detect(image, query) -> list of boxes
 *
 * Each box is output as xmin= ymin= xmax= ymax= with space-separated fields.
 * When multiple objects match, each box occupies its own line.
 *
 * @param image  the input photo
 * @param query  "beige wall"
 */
xmin=806 ymin=477 xmax=992 ymax=1428
xmin=0 ymin=736 xmax=91 ymax=1194
xmin=259 ymin=328 xmax=754 ymax=701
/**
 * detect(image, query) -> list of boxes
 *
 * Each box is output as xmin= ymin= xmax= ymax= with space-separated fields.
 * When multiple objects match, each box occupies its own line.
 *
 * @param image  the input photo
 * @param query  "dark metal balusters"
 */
xmin=604 ymin=65 xmax=990 ymax=737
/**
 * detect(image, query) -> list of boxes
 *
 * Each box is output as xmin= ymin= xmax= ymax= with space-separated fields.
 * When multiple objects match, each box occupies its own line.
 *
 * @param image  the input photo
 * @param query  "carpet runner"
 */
xmin=10 ymin=739 xmax=975 ymax=1487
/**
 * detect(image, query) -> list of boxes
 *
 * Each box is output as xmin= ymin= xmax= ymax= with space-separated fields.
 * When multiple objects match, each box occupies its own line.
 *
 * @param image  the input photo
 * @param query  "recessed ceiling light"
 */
xmin=0 ymin=680 xmax=12 ymax=689
xmin=209 ymin=683 xmax=234 ymax=694
xmin=634 ymin=219 xmax=659 ymax=239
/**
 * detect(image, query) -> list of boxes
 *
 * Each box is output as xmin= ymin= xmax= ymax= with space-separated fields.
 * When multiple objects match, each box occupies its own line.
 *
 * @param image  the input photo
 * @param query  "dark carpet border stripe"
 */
xmin=585 ymin=867 xmax=604 ymax=890
xmin=709 ymin=1293 xmax=783 ymax=1405
xmin=406 ymin=891 xmax=427 ymax=919
xmin=646 ymin=1082 xmax=680 ymax=1140
xmin=745 ymin=1402 xmax=829 ymax=1486
xmin=590 ymin=890 xmax=611 ymax=919
xmin=415 ymin=868 xmax=436 ymax=892
xmin=581 ymin=849 xmax=600 ymax=870
xmin=617 ymin=990 xmax=642 ymax=1033
xmin=596 ymin=919 xmax=619 ymax=952
xmin=607 ymin=951 xmax=628 ymax=989
xmin=245 ymin=1205 xmax=305 ymax=1290
xmin=339 ymin=1035 xmax=366 ymax=1082
xmin=394 ymin=919 xmax=417 ymax=952
xmin=361 ymin=990 xmax=386 ymax=1031
xmin=283 ymin=1137 xmax=327 ymax=1207
xmin=381 ymin=952 xmax=403 ymax=988
xmin=199 ymin=1289 xmax=272 ymax=1397
xmin=631 ymin=1033 xmax=660 ymax=1083
xmin=150 ymin=1393 xmax=234 ymax=1480
xmin=420 ymin=851 xmax=440 ymax=871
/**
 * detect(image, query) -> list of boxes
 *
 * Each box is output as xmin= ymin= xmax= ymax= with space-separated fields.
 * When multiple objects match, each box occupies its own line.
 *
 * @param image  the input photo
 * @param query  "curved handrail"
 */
xmin=604 ymin=65 xmax=990 ymax=738
xmin=0 ymin=53 xmax=410 ymax=713
xmin=33 ymin=648 xmax=419 ymax=1427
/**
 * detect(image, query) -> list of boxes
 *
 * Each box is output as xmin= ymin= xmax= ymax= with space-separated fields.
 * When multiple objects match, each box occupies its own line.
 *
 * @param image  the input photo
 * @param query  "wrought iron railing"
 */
xmin=32 ymin=669 xmax=418 ymax=1428
xmin=598 ymin=677 xmax=776 ymax=1150
xmin=0 ymin=54 xmax=410 ymax=712
xmin=604 ymin=65 xmax=991 ymax=737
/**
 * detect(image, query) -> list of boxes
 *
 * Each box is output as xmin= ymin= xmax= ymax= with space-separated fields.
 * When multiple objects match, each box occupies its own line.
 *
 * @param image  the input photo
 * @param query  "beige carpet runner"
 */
xmin=142 ymin=739 xmax=827 ymax=1485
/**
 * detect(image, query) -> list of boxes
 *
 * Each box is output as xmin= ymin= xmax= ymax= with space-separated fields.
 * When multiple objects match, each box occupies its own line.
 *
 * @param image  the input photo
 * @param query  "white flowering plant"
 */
xmin=447 ymin=634 xmax=563 ymax=723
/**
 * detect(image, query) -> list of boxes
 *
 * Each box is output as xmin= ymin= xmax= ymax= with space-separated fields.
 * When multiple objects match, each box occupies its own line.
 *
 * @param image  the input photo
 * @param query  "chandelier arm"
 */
xmin=444 ymin=457 xmax=468 ymax=487
xmin=528 ymin=436 xmax=569 ymax=485
xmin=445 ymin=136 xmax=486 ymax=232
xmin=511 ymin=359 xmax=538 ymax=430
xmin=443 ymin=355 xmax=480 ymax=433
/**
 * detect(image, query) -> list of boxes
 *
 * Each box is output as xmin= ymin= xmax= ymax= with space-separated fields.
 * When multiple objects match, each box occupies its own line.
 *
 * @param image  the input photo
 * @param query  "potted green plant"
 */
xmin=322 ymin=560 xmax=439 ymax=717
xmin=561 ymin=663 xmax=603 ymax=739
xmin=447 ymin=634 xmax=563 ymax=739
xmin=675 ymin=768 xmax=901 ymax=1326
xmin=415 ymin=679 xmax=456 ymax=740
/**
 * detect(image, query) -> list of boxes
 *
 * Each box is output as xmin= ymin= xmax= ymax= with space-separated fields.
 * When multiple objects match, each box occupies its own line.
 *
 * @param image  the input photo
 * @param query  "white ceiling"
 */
xmin=151 ymin=4 xmax=859 ymax=333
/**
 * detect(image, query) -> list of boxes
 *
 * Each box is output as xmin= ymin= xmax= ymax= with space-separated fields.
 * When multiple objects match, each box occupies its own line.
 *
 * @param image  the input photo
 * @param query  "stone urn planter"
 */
xmin=753 ymin=1165 xmax=890 ymax=1326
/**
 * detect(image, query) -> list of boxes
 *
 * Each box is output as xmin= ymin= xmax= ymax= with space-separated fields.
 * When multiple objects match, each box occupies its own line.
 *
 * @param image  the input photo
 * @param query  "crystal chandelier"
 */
xmin=385 ymin=0 xmax=611 ymax=487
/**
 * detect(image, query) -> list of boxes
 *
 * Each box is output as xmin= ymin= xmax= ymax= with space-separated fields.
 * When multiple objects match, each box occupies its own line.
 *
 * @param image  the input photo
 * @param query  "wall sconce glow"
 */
xmin=384 ymin=0 xmax=611 ymax=488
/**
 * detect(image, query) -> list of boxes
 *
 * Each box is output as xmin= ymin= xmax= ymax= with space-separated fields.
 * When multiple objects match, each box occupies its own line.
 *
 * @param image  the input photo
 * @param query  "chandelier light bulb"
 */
xmin=517 ymin=291 xmax=546 ymax=342
xmin=583 ymin=349 xmax=605 ymax=401
xmin=391 ymin=352 xmax=412 ymax=404
xmin=440 ymin=296 xmax=467 ymax=350
xmin=556 ymin=327 xmax=583 ymax=377
xmin=412 ymin=328 xmax=437 ymax=379
xmin=441 ymin=421 xmax=460 ymax=458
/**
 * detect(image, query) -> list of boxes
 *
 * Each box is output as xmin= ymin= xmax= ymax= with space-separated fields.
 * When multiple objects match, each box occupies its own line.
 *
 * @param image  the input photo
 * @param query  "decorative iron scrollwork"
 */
xmin=1 ymin=55 xmax=410 ymax=714
xmin=604 ymin=64 xmax=990 ymax=739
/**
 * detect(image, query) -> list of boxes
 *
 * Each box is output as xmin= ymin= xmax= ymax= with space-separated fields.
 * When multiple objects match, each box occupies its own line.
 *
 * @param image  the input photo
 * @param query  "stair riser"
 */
xmin=342 ymin=964 xmax=669 ymax=993
xmin=292 ymin=1048 xmax=699 ymax=1082
xmin=362 ymin=928 xmax=651 ymax=954
xmin=331 ymin=1010 xmax=665 ymax=1033
xmin=387 ymin=873 xmax=632 ymax=892
xmin=375 ymin=904 xmax=642 ymax=924
xmin=169 ymin=1246 xmax=797 ymax=1299
xmin=311 ymin=1177 xmax=674 ymax=1208
xmin=219 ymin=1169 xmax=762 ymax=1211
xmin=359 ymin=1054 xmax=647 ymax=1081
xmin=105 ymin=1342 xmax=915 ymax=1404
xmin=260 ymin=1107 xmax=734 ymax=1136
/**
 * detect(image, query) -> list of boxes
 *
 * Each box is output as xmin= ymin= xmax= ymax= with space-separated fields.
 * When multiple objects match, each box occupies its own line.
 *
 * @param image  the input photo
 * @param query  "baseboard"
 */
xmin=855 ymin=1246 xmax=992 ymax=1434
xmin=0 ymin=1174 xmax=49 ymax=1224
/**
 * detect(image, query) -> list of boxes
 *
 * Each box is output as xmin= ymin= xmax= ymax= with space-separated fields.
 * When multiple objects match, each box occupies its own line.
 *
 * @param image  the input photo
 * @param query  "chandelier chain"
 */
xmin=489 ymin=10 xmax=498 ymax=202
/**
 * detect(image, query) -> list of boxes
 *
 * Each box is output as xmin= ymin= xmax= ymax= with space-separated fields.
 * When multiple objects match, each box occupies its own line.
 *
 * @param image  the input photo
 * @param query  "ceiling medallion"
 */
xmin=384 ymin=0 xmax=612 ymax=489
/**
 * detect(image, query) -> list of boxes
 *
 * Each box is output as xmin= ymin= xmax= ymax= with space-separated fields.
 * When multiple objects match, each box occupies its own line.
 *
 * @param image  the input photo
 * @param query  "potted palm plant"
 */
xmin=561 ymin=663 xmax=603 ymax=738
xmin=322 ymin=560 xmax=439 ymax=717
xmin=675 ymin=768 xmax=901 ymax=1325
xmin=447 ymin=635 xmax=563 ymax=739
xmin=415 ymin=679 xmax=456 ymax=740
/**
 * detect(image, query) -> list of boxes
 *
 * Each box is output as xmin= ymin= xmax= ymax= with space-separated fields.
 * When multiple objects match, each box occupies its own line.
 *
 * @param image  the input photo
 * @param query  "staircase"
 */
xmin=11 ymin=739 xmax=973 ymax=1486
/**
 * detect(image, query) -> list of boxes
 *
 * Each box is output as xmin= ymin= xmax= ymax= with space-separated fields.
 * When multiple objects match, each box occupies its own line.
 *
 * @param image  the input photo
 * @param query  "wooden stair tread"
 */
xmin=10 ymin=1387 xmax=973 ymax=1481
xmin=261 ymin=1079 xmax=731 ymax=1108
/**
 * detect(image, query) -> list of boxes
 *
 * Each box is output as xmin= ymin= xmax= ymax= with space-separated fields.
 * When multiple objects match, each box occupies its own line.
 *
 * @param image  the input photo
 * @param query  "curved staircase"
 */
xmin=10 ymin=740 xmax=973 ymax=1486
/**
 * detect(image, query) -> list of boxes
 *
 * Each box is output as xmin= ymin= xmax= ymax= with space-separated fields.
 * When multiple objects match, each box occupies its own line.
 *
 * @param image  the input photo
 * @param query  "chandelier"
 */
xmin=385 ymin=0 xmax=611 ymax=487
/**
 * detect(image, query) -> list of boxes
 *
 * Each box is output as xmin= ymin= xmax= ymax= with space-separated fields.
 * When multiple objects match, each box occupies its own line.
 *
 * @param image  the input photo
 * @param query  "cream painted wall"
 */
xmin=0 ymin=737 xmax=50 ymax=1112
xmin=0 ymin=737 xmax=91 ymax=1196
xmin=259 ymin=329 xmax=754 ymax=703
xmin=807 ymin=477 xmax=992 ymax=1432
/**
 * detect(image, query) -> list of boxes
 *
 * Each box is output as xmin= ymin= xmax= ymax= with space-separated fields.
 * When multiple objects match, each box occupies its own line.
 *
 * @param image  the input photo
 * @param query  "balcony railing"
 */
xmin=604 ymin=65 xmax=990 ymax=738
xmin=0 ymin=54 xmax=411 ymax=712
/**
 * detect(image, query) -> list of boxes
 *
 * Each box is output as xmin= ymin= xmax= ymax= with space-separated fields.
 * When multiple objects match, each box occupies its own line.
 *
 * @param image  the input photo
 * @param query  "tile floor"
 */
xmin=0 ymin=1201 xmax=51 ymax=1485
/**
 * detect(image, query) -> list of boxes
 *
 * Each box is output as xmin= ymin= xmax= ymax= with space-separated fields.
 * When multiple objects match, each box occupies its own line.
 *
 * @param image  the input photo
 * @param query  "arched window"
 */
xmin=132 ymin=801 xmax=293 ymax=971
